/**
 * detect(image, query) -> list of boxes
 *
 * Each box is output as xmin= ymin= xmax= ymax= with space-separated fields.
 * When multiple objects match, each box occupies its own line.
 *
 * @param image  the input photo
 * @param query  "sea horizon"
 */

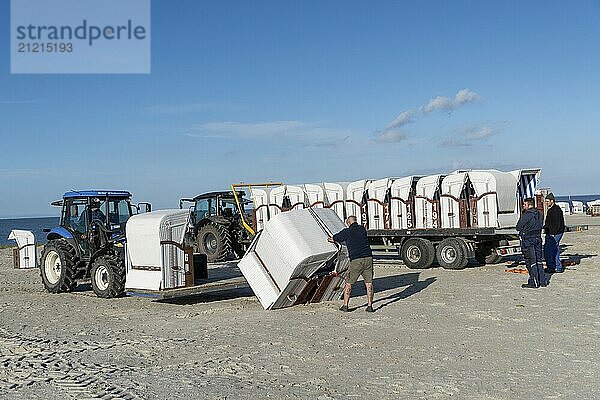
xmin=0 ymin=215 xmax=59 ymax=220
xmin=0 ymin=216 xmax=60 ymax=246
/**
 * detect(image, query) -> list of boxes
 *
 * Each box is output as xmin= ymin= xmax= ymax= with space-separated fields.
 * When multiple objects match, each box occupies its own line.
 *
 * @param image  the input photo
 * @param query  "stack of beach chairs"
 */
xmin=247 ymin=168 xmax=541 ymax=232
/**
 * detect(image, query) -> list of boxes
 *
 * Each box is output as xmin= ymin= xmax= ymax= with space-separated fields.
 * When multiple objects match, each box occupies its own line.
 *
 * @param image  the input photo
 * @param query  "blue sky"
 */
xmin=1 ymin=0 xmax=599 ymax=218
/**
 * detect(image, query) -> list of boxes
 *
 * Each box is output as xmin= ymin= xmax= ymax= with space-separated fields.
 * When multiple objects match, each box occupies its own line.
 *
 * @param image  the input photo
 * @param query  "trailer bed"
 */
xmin=127 ymin=262 xmax=249 ymax=300
xmin=367 ymin=227 xmax=516 ymax=237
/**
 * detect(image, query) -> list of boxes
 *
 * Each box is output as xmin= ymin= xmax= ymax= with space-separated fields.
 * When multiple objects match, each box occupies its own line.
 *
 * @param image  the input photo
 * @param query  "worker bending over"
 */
xmin=329 ymin=216 xmax=375 ymax=312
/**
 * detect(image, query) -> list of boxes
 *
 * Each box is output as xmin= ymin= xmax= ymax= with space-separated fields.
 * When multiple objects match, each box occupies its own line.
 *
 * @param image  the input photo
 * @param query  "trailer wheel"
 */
xmin=486 ymin=253 xmax=502 ymax=264
xmin=488 ymin=239 xmax=509 ymax=264
xmin=196 ymin=223 xmax=233 ymax=262
xmin=475 ymin=247 xmax=502 ymax=265
xmin=90 ymin=255 xmax=126 ymax=298
xmin=40 ymin=239 xmax=78 ymax=293
xmin=424 ymin=239 xmax=436 ymax=268
xmin=476 ymin=240 xmax=507 ymax=265
xmin=475 ymin=249 xmax=489 ymax=265
xmin=436 ymin=238 xmax=467 ymax=270
xmin=400 ymin=238 xmax=434 ymax=269
xmin=457 ymin=238 xmax=470 ymax=269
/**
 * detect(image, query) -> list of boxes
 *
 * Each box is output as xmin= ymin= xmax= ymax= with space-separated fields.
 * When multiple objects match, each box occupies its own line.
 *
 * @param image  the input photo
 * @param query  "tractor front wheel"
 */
xmin=90 ymin=255 xmax=126 ymax=298
xmin=196 ymin=223 xmax=233 ymax=262
xmin=40 ymin=239 xmax=78 ymax=293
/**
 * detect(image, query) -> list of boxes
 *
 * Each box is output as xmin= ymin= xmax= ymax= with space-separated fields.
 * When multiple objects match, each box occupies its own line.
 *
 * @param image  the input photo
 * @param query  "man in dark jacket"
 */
xmin=543 ymin=193 xmax=565 ymax=273
xmin=516 ymin=198 xmax=546 ymax=288
xmin=329 ymin=216 xmax=374 ymax=312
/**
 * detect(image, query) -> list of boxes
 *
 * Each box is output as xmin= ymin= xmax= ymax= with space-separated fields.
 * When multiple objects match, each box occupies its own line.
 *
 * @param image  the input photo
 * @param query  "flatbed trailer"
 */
xmin=365 ymin=227 xmax=519 ymax=269
xmin=367 ymin=224 xmax=589 ymax=270
xmin=127 ymin=262 xmax=249 ymax=300
xmin=367 ymin=226 xmax=517 ymax=238
xmin=229 ymin=170 xmax=542 ymax=271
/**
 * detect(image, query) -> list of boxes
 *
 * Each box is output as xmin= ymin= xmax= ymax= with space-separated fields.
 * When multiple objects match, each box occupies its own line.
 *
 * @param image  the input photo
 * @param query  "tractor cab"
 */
xmin=180 ymin=191 xmax=252 ymax=225
xmin=179 ymin=191 xmax=254 ymax=262
xmin=61 ymin=192 xmax=132 ymax=232
xmin=49 ymin=191 xmax=136 ymax=258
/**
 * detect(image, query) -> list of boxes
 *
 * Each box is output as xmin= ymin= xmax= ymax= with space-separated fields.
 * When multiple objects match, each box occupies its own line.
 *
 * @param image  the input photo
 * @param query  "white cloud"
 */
xmin=187 ymin=120 xmax=305 ymax=138
xmin=423 ymin=96 xmax=455 ymax=113
xmin=423 ymin=88 xmax=481 ymax=113
xmin=376 ymin=88 xmax=481 ymax=144
xmin=373 ymin=130 xmax=408 ymax=143
xmin=0 ymin=168 xmax=42 ymax=176
xmin=386 ymin=110 xmax=416 ymax=130
xmin=438 ymin=137 xmax=472 ymax=147
xmin=456 ymin=124 xmax=498 ymax=140
xmin=461 ymin=125 xmax=495 ymax=140
xmin=307 ymin=135 xmax=351 ymax=149
xmin=186 ymin=121 xmax=353 ymax=152
xmin=454 ymin=88 xmax=481 ymax=106
xmin=438 ymin=124 xmax=499 ymax=147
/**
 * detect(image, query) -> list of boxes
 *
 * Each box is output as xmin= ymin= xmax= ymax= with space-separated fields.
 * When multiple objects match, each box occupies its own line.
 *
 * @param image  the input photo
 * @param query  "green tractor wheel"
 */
xmin=196 ymin=222 xmax=233 ymax=263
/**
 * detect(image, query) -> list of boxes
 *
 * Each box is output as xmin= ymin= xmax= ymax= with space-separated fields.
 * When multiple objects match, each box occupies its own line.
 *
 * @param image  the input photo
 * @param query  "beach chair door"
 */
xmin=304 ymin=184 xmax=325 ymax=208
xmin=367 ymin=179 xmax=391 ymax=229
xmin=346 ymin=180 xmax=368 ymax=226
xmin=441 ymin=173 xmax=467 ymax=229
xmin=324 ymin=183 xmax=346 ymax=220
xmin=390 ymin=177 xmax=415 ymax=230
xmin=285 ymin=185 xmax=306 ymax=211
xmin=250 ymin=188 xmax=270 ymax=232
xmin=269 ymin=186 xmax=286 ymax=216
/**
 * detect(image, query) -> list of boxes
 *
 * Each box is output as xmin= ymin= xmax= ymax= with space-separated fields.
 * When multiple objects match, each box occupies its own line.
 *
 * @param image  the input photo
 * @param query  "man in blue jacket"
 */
xmin=329 ymin=216 xmax=374 ymax=312
xmin=516 ymin=198 xmax=546 ymax=288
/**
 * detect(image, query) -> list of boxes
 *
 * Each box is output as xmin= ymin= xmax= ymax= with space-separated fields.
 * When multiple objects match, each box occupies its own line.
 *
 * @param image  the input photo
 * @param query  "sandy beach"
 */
xmin=1 ymin=214 xmax=599 ymax=399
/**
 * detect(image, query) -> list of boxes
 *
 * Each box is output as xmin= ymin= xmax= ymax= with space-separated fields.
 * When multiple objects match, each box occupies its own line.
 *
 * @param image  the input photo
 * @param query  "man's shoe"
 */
xmin=339 ymin=305 xmax=349 ymax=312
xmin=521 ymin=283 xmax=538 ymax=289
xmin=554 ymin=269 xmax=564 ymax=273
xmin=365 ymin=305 xmax=374 ymax=313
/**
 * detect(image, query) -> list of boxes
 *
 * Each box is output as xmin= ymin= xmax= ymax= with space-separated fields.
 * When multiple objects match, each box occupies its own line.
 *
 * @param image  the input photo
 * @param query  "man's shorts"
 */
xmin=346 ymin=257 xmax=374 ymax=284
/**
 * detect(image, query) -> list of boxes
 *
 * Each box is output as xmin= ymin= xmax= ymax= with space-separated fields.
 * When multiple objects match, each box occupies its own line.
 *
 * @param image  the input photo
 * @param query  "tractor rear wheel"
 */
xmin=90 ymin=254 xmax=126 ymax=298
xmin=196 ymin=223 xmax=233 ymax=262
xmin=40 ymin=239 xmax=78 ymax=293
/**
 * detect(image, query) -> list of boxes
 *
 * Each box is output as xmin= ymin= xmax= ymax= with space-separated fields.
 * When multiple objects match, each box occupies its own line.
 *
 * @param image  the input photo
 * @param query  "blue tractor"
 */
xmin=40 ymin=190 xmax=150 ymax=298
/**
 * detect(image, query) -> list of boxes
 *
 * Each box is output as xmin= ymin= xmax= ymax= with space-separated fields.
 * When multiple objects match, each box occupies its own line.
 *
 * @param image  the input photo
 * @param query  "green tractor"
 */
xmin=40 ymin=190 xmax=150 ymax=298
xmin=179 ymin=191 xmax=253 ymax=262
